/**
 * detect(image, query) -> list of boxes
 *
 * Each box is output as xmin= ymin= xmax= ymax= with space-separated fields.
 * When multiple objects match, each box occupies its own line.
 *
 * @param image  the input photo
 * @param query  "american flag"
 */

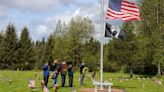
xmin=106 ymin=0 xmax=140 ymax=22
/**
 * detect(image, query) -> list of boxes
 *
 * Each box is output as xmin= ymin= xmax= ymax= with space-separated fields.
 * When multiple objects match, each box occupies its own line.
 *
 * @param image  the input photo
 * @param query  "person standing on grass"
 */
xmin=43 ymin=63 xmax=50 ymax=87
xmin=68 ymin=63 xmax=74 ymax=87
xmin=60 ymin=61 xmax=67 ymax=87
xmin=51 ymin=68 xmax=58 ymax=88
xmin=51 ymin=60 xmax=59 ymax=87
xmin=79 ymin=63 xmax=85 ymax=85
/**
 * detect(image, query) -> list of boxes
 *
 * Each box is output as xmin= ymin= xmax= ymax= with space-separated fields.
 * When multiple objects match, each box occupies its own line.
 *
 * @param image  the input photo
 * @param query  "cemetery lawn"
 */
xmin=0 ymin=70 xmax=164 ymax=92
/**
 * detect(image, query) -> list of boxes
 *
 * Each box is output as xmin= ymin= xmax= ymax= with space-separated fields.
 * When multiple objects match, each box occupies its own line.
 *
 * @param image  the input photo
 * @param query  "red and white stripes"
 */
xmin=106 ymin=0 xmax=140 ymax=22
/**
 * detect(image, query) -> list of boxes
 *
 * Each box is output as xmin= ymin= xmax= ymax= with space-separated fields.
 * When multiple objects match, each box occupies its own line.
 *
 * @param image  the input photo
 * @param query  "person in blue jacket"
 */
xmin=43 ymin=63 xmax=50 ymax=87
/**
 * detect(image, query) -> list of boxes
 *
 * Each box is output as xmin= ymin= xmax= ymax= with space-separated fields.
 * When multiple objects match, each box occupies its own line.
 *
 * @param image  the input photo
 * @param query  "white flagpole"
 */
xmin=100 ymin=0 xmax=104 ymax=90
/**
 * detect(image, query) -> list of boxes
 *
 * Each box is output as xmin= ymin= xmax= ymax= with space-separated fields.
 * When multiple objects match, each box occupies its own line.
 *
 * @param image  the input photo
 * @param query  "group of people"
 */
xmin=43 ymin=60 xmax=74 ymax=88
xmin=43 ymin=60 xmax=89 ymax=88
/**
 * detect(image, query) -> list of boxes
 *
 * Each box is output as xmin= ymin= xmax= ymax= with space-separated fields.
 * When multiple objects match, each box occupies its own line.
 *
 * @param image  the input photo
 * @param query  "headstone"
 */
xmin=147 ymin=77 xmax=150 ymax=80
xmin=143 ymin=78 xmax=146 ymax=80
xmin=110 ymin=77 xmax=112 ymax=81
xmin=120 ymin=79 xmax=123 ymax=83
xmin=142 ymin=83 xmax=145 ymax=88
xmin=155 ymin=80 xmax=162 ymax=85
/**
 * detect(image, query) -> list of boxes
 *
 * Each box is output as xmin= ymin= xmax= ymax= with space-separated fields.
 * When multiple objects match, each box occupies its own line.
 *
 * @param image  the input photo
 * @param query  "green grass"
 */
xmin=0 ymin=70 xmax=164 ymax=92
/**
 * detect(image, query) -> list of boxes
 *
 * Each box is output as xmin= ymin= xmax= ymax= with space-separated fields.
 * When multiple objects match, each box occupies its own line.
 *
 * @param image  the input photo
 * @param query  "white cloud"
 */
xmin=73 ymin=9 xmax=80 ymax=16
xmin=59 ymin=0 xmax=75 ymax=5
xmin=33 ymin=5 xmax=100 ymax=40
xmin=31 ymin=10 xmax=79 ymax=41
xmin=43 ymin=2 xmax=102 ymax=41
xmin=0 ymin=5 xmax=7 ymax=17
xmin=36 ymin=25 xmax=48 ymax=34
xmin=46 ymin=9 xmax=82 ymax=25
xmin=0 ymin=0 xmax=58 ymax=12
xmin=54 ymin=15 xmax=72 ymax=24
xmin=0 ymin=0 xmax=92 ymax=13
xmin=33 ymin=25 xmax=51 ymax=41
xmin=0 ymin=0 xmax=119 ymax=42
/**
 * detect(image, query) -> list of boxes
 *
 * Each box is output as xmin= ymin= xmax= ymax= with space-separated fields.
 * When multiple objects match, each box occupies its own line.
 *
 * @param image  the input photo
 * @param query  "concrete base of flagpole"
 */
xmin=79 ymin=88 xmax=126 ymax=92
xmin=93 ymin=82 xmax=113 ymax=92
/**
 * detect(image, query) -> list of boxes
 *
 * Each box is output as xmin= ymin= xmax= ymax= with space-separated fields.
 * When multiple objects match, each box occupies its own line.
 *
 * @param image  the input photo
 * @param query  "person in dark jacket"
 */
xmin=52 ymin=60 xmax=58 ymax=71
xmin=79 ymin=63 xmax=85 ymax=85
xmin=51 ymin=60 xmax=59 ymax=87
xmin=43 ymin=63 xmax=50 ymax=87
xmin=60 ymin=62 xmax=67 ymax=87
xmin=68 ymin=63 xmax=74 ymax=87
xmin=51 ymin=68 xmax=58 ymax=88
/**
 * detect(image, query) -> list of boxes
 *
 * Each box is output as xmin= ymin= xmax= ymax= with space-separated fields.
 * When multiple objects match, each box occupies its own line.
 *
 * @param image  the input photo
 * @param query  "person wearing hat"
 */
xmin=60 ymin=61 xmax=67 ymax=87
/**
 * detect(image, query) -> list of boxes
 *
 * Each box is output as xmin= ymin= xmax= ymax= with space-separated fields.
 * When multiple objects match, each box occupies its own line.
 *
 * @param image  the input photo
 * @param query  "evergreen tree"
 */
xmin=44 ymin=35 xmax=54 ymax=64
xmin=0 ymin=24 xmax=18 ymax=69
xmin=0 ymin=32 xmax=4 ymax=68
xmin=34 ymin=38 xmax=46 ymax=69
xmin=19 ymin=27 xmax=34 ymax=70
xmin=0 ymin=32 xmax=3 ymax=43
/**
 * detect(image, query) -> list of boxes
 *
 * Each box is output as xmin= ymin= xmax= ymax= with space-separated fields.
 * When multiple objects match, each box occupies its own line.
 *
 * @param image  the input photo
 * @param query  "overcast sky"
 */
xmin=0 ymin=0 xmax=138 ymax=41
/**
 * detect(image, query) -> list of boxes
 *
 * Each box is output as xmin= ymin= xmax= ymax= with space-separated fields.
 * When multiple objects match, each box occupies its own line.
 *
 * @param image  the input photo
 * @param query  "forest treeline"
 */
xmin=0 ymin=0 xmax=163 ymax=77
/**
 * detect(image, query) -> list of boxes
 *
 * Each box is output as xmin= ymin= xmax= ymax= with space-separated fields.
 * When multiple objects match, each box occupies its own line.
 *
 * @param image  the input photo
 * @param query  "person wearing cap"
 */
xmin=43 ymin=63 xmax=50 ymax=87
xmin=60 ymin=61 xmax=67 ymax=87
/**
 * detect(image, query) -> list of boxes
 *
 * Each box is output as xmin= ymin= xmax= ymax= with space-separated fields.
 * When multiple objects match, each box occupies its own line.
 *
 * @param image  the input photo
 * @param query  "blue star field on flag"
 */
xmin=108 ymin=0 xmax=121 ymax=12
